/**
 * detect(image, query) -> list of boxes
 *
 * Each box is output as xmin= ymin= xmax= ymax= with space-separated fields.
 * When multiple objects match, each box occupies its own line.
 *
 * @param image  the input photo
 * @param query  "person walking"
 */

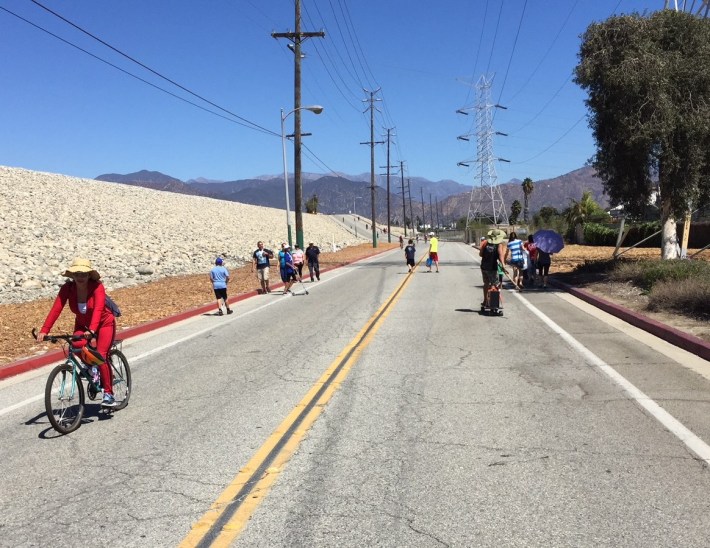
xmin=504 ymin=231 xmax=525 ymax=289
xmin=292 ymin=244 xmax=305 ymax=279
xmin=306 ymin=242 xmax=321 ymax=282
xmin=478 ymin=229 xmax=507 ymax=307
xmin=209 ymin=257 xmax=232 ymax=315
xmin=278 ymin=243 xmax=297 ymax=295
xmin=524 ymin=234 xmax=538 ymax=287
xmin=36 ymin=258 xmax=118 ymax=407
xmin=252 ymin=241 xmax=274 ymax=294
xmin=536 ymin=248 xmax=553 ymax=289
xmin=399 ymin=234 xmax=404 ymax=249
xmin=427 ymin=232 xmax=439 ymax=272
xmin=404 ymin=239 xmax=416 ymax=272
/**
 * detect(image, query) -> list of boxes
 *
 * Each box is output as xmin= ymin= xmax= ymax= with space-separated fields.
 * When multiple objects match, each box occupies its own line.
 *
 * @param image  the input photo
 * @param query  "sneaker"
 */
xmin=218 ymin=309 xmax=223 ymax=316
xmin=102 ymin=394 xmax=117 ymax=407
xmin=226 ymin=308 xmax=233 ymax=314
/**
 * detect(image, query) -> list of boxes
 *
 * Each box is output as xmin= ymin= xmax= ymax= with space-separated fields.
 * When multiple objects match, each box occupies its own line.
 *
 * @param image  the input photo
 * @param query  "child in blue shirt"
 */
xmin=404 ymin=239 xmax=416 ymax=272
xmin=209 ymin=257 xmax=232 ymax=315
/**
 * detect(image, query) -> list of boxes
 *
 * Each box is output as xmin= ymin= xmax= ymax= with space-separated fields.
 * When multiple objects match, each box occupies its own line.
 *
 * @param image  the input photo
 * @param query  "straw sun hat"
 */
xmin=62 ymin=257 xmax=100 ymax=281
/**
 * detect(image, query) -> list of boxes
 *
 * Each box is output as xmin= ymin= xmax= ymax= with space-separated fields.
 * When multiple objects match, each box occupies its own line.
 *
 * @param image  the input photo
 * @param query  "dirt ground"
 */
xmin=1 ymin=242 xmax=708 ymax=367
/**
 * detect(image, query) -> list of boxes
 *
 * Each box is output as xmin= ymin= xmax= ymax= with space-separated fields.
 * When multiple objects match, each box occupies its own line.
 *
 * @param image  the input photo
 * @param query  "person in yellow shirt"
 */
xmin=427 ymin=232 xmax=439 ymax=272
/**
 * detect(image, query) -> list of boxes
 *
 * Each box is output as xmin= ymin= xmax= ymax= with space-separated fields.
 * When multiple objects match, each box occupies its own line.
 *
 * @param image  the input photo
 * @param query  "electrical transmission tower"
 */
xmin=664 ymin=0 xmax=709 ymax=17
xmin=457 ymin=75 xmax=509 ymax=227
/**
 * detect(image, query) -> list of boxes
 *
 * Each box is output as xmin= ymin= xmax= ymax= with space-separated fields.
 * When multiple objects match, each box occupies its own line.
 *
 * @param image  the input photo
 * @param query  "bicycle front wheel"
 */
xmin=109 ymin=349 xmax=131 ymax=410
xmin=45 ymin=363 xmax=85 ymax=434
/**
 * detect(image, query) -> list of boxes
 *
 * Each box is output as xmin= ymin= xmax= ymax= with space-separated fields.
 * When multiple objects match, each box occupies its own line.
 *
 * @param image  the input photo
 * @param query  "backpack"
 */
xmin=480 ymin=242 xmax=499 ymax=270
xmin=105 ymin=295 xmax=122 ymax=317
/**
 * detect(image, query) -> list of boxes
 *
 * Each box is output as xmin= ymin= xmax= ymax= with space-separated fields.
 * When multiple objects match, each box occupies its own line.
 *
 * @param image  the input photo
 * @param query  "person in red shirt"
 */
xmin=37 ymin=258 xmax=117 ymax=407
xmin=524 ymin=234 xmax=538 ymax=287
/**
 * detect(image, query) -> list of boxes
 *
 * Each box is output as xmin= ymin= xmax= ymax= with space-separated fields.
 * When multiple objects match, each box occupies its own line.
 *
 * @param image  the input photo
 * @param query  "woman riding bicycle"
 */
xmin=37 ymin=258 xmax=117 ymax=407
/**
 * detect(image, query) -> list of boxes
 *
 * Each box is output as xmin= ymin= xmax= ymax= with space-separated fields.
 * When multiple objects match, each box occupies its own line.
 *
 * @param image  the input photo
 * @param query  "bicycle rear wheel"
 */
xmin=45 ymin=363 xmax=85 ymax=434
xmin=109 ymin=349 xmax=131 ymax=410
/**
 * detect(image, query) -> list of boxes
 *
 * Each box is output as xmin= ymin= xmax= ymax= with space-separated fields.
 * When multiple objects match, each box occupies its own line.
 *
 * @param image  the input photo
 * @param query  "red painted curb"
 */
xmin=0 ymin=246 xmax=395 ymax=381
xmin=553 ymin=280 xmax=710 ymax=362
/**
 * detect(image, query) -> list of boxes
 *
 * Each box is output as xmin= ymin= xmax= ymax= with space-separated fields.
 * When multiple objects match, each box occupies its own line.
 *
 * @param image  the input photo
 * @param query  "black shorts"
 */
xmin=213 ymin=287 xmax=228 ymax=300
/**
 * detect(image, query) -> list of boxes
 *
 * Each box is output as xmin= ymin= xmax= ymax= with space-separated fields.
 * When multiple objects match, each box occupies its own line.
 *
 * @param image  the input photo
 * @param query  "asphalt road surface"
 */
xmin=2 ymin=242 xmax=710 ymax=547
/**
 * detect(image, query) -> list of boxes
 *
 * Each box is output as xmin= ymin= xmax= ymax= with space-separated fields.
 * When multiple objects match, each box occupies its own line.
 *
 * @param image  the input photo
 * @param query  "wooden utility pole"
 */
xmin=407 ymin=178 xmax=414 ymax=235
xmin=399 ymin=160 xmax=407 ymax=237
xmin=360 ymin=89 xmax=383 ymax=248
xmin=429 ymin=193 xmax=434 ymax=232
xmin=420 ymin=187 xmax=426 ymax=231
xmin=272 ymin=0 xmax=324 ymax=249
xmin=384 ymin=128 xmax=395 ymax=242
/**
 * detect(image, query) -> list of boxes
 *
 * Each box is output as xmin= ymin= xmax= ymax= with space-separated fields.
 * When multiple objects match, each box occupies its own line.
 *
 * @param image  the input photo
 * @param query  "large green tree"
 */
xmin=575 ymin=10 xmax=710 ymax=258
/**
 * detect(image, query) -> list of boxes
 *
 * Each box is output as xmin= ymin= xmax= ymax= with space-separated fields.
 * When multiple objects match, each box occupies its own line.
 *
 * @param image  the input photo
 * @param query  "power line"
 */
xmin=514 ymin=115 xmax=585 ymax=164
xmin=28 ymin=0 xmax=274 ymax=135
xmin=505 ymin=0 xmax=580 ymax=103
xmin=495 ymin=0 xmax=528 ymax=108
xmin=0 ymin=5 xmax=278 ymax=137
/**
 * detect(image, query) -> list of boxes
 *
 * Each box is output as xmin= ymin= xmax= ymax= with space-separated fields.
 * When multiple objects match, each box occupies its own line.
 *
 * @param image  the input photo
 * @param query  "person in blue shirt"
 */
xmin=504 ymin=231 xmax=525 ymax=290
xmin=404 ymin=239 xmax=416 ymax=272
xmin=278 ymin=243 xmax=297 ymax=295
xmin=209 ymin=257 xmax=232 ymax=315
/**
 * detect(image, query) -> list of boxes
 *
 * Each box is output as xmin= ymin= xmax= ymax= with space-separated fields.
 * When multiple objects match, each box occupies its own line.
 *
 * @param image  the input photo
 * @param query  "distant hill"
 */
xmin=439 ymin=166 xmax=607 ymax=221
xmin=96 ymin=170 xmax=203 ymax=196
xmin=95 ymin=166 xmax=607 ymax=223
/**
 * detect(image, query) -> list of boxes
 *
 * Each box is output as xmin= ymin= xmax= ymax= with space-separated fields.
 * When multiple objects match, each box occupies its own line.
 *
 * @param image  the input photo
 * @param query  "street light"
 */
xmin=280 ymin=105 xmax=324 ymax=247
xmin=353 ymin=196 xmax=363 ymax=215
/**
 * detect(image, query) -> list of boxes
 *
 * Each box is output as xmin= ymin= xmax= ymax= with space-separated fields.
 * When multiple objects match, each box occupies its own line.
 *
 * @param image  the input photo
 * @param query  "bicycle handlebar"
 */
xmin=32 ymin=328 xmax=94 ymax=344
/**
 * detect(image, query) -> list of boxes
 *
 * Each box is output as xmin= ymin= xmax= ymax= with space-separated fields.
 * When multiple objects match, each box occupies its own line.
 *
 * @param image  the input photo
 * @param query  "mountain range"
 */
xmin=95 ymin=166 xmax=608 ymax=224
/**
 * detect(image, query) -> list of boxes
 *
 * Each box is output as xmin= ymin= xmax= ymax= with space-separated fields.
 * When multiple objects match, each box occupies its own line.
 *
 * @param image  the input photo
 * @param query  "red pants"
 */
xmin=73 ymin=322 xmax=116 ymax=395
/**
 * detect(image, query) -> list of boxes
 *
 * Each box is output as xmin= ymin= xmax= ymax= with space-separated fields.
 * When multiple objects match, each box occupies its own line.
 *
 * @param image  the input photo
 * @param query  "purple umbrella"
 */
xmin=533 ymin=229 xmax=565 ymax=254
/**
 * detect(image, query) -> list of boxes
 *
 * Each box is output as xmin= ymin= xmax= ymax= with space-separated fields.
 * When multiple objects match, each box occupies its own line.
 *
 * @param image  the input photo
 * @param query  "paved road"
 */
xmin=1 ymin=242 xmax=709 ymax=547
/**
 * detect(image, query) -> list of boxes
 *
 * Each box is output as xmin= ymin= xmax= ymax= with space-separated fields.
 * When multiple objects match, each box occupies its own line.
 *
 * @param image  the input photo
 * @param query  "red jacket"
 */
xmin=41 ymin=279 xmax=115 ymax=334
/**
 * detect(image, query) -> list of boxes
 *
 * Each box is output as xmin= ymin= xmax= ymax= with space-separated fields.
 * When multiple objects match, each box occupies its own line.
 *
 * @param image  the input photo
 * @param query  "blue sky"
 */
xmin=1 ymin=0 xmax=667 ymax=186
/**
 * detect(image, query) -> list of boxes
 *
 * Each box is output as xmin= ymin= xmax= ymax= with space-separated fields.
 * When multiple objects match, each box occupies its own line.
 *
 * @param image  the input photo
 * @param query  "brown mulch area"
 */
xmin=0 ymin=243 xmax=398 ymax=366
xmin=2 ymin=242 xmax=708 ymax=367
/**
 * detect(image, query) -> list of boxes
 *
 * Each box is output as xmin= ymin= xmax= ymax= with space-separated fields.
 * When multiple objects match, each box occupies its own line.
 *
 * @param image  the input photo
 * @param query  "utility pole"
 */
xmin=435 ymin=197 xmax=440 ymax=230
xmin=272 ymin=0 xmax=324 ymax=249
xmin=399 ymin=160 xmax=407 ymax=237
xmin=429 ymin=193 xmax=434 ymax=232
xmin=360 ymin=89 xmax=383 ymax=248
xmin=407 ymin=178 xmax=414 ymax=234
xmin=382 ymin=128 xmax=396 ymax=243
xmin=420 ymin=187 xmax=426 ymax=231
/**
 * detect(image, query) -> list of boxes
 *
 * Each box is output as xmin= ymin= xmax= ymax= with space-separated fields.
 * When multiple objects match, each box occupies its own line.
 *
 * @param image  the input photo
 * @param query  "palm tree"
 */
xmin=522 ymin=177 xmax=534 ymax=223
xmin=566 ymin=190 xmax=600 ymax=243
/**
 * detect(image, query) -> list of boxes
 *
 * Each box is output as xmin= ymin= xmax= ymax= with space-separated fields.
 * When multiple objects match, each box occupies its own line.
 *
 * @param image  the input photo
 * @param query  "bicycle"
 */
xmin=32 ymin=328 xmax=132 ymax=434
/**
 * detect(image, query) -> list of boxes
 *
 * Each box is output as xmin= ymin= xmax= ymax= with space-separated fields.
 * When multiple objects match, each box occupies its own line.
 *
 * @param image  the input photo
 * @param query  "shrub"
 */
xmin=572 ymin=258 xmax=617 ymax=274
xmin=610 ymin=259 xmax=710 ymax=291
xmin=648 ymin=277 xmax=710 ymax=317
xmin=584 ymin=223 xmax=618 ymax=246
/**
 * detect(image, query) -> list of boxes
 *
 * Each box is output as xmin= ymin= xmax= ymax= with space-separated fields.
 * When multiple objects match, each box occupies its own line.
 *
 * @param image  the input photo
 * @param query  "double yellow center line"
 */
xmin=181 ymin=263 xmax=417 ymax=547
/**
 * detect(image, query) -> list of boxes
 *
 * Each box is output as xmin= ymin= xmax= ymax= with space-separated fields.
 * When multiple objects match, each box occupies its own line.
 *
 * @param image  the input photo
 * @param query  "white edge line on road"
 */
xmin=514 ymin=291 xmax=710 ymax=465
xmin=0 ymin=250 xmax=397 ymax=418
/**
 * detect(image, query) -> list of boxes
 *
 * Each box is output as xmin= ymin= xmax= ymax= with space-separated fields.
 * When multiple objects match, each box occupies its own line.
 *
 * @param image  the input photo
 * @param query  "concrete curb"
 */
xmin=552 ymin=280 xmax=710 ymax=362
xmin=0 ymin=247 xmax=394 ymax=381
